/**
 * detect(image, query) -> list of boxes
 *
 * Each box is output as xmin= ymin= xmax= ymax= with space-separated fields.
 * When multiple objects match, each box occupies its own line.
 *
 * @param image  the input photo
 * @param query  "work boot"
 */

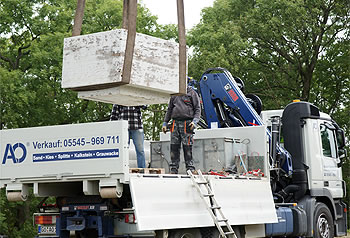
xmin=170 ymin=168 xmax=178 ymax=174
xmin=170 ymin=144 xmax=180 ymax=174
xmin=183 ymin=145 xmax=195 ymax=172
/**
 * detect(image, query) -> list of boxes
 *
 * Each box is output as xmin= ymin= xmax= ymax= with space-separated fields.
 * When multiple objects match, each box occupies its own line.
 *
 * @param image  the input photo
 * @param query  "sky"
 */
xmin=140 ymin=0 xmax=214 ymax=29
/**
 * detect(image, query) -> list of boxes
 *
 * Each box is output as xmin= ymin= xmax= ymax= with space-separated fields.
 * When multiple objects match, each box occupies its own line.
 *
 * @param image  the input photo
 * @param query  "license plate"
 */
xmin=38 ymin=225 xmax=56 ymax=235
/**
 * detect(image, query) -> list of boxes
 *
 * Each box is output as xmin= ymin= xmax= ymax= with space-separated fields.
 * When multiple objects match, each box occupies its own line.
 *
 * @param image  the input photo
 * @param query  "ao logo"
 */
xmin=2 ymin=143 xmax=27 ymax=164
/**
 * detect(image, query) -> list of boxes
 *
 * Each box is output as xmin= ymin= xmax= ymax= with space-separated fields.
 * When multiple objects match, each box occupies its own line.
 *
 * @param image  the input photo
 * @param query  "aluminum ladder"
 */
xmin=187 ymin=170 xmax=237 ymax=238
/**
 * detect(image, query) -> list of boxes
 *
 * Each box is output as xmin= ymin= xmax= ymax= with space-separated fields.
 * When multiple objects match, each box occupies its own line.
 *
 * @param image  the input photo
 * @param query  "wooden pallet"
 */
xmin=129 ymin=168 xmax=165 ymax=174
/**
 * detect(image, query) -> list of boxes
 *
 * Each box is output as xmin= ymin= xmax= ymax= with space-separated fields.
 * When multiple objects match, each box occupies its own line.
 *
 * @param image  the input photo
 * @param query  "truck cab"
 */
xmin=261 ymin=108 xmax=345 ymax=198
xmin=261 ymin=104 xmax=347 ymax=237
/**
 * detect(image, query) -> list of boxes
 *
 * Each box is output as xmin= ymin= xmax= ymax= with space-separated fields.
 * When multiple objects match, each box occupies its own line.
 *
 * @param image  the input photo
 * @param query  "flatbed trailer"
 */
xmin=1 ymin=120 xmax=283 ymax=237
xmin=1 ymin=101 xmax=348 ymax=238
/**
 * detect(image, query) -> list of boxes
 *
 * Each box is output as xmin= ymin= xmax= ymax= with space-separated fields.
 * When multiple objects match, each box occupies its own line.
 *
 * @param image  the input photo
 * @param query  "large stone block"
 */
xmin=77 ymin=85 xmax=170 ymax=106
xmin=62 ymin=29 xmax=182 ymax=105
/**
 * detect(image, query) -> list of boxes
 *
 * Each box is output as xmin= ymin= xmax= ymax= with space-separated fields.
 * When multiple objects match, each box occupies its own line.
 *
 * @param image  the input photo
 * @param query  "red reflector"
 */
xmin=344 ymin=207 xmax=347 ymax=213
xmin=34 ymin=215 xmax=57 ymax=225
xmin=124 ymin=214 xmax=135 ymax=224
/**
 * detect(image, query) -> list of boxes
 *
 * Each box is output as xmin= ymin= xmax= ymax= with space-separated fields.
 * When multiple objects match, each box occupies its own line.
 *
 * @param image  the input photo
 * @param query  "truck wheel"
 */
xmin=168 ymin=228 xmax=201 ymax=238
xmin=314 ymin=203 xmax=334 ymax=238
xmin=200 ymin=226 xmax=244 ymax=238
xmin=75 ymin=229 xmax=98 ymax=238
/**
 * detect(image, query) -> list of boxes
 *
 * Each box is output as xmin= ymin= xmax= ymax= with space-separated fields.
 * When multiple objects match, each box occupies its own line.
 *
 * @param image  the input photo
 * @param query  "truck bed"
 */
xmin=1 ymin=122 xmax=277 ymax=231
xmin=0 ymin=121 xmax=129 ymax=199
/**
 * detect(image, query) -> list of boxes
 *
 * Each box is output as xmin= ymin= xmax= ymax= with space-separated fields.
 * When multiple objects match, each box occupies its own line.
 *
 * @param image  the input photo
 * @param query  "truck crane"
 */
xmin=0 ymin=68 xmax=347 ymax=238
xmin=197 ymin=67 xmax=348 ymax=238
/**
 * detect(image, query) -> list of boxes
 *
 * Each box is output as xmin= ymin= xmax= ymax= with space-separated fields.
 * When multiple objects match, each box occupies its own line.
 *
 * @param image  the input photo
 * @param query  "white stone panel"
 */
xmin=77 ymin=85 xmax=170 ymax=106
xmin=62 ymin=29 xmax=182 ymax=105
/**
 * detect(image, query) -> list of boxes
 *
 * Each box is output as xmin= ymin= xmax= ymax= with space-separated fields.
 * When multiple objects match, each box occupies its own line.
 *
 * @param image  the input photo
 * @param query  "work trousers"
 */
xmin=169 ymin=120 xmax=195 ymax=173
xmin=129 ymin=129 xmax=146 ymax=168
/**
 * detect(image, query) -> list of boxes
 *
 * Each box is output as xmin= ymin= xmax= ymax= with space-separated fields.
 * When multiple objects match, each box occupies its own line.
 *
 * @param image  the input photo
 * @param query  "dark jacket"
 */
xmin=163 ymin=86 xmax=201 ymax=123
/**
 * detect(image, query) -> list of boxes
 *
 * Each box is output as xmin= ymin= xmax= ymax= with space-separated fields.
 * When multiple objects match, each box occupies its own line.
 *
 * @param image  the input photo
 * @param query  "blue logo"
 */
xmin=2 ymin=143 xmax=27 ymax=164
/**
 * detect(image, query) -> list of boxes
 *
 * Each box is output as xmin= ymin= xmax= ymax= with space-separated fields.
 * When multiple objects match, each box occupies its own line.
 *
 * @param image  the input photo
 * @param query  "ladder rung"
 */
xmin=216 ymin=218 xmax=228 ymax=222
xmin=197 ymin=181 xmax=208 ymax=184
xmin=203 ymin=193 xmax=214 ymax=197
xmin=210 ymin=206 xmax=221 ymax=209
xmin=189 ymin=169 xmax=234 ymax=237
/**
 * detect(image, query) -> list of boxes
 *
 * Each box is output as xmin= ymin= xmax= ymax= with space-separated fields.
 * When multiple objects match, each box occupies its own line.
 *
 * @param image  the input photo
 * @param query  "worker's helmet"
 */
xmin=187 ymin=76 xmax=199 ymax=93
xmin=187 ymin=76 xmax=196 ymax=87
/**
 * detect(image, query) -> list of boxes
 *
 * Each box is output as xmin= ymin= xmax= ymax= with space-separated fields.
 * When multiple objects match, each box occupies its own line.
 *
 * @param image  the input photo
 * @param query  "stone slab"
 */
xmin=77 ymin=84 xmax=170 ymax=106
xmin=62 ymin=29 xmax=183 ymax=105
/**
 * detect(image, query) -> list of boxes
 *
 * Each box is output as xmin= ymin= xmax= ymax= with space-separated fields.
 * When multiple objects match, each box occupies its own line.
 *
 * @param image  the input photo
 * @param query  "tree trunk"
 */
xmin=301 ymin=68 xmax=313 ymax=101
xmin=16 ymin=201 xmax=30 ymax=227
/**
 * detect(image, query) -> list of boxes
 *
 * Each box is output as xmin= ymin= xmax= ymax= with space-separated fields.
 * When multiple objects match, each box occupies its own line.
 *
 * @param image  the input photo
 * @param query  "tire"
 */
xmin=313 ymin=203 xmax=334 ymax=238
xmin=168 ymin=228 xmax=202 ymax=238
xmin=200 ymin=226 xmax=245 ymax=238
xmin=75 ymin=229 xmax=98 ymax=238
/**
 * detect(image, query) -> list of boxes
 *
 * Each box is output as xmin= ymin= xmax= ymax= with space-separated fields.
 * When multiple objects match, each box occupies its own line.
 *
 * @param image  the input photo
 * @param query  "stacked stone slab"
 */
xmin=62 ymin=29 xmax=183 ymax=106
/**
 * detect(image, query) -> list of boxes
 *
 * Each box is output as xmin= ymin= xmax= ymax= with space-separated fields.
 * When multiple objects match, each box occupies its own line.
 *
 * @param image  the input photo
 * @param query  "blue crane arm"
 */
xmin=199 ymin=68 xmax=263 ymax=128
xmin=199 ymin=68 xmax=292 ymax=175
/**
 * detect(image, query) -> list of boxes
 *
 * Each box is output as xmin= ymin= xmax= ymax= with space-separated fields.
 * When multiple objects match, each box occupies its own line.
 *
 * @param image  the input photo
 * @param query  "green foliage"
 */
xmin=0 ymin=68 xmax=34 ymax=128
xmin=0 ymin=0 xmax=177 ymax=236
xmin=188 ymin=0 xmax=350 ymax=109
xmin=311 ymin=39 xmax=350 ymax=135
xmin=142 ymin=104 xmax=168 ymax=141
xmin=0 ymin=189 xmax=39 ymax=238
xmin=153 ymin=24 xmax=178 ymax=41
xmin=0 ymin=0 xmax=176 ymax=130
xmin=0 ymin=190 xmax=6 ymax=233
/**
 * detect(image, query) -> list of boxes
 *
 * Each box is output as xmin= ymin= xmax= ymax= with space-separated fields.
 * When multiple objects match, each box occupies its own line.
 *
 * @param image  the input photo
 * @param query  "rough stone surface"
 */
xmin=62 ymin=29 xmax=183 ymax=105
xmin=78 ymin=85 xmax=171 ymax=106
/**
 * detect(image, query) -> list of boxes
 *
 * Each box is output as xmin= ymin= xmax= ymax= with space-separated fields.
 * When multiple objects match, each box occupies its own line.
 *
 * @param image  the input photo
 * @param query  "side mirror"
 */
xmin=336 ymin=128 xmax=346 ymax=149
xmin=336 ymin=128 xmax=347 ymax=168
xmin=339 ymin=148 xmax=347 ymax=159
xmin=337 ymin=148 xmax=348 ymax=168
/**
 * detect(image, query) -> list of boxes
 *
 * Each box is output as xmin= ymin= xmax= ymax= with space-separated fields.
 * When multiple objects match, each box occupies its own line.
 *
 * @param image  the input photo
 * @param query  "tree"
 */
xmin=0 ymin=0 xmax=177 ymax=130
xmin=188 ymin=0 xmax=350 ymax=108
xmin=0 ymin=189 xmax=38 ymax=238
xmin=311 ymin=39 xmax=350 ymax=131
xmin=0 ymin=0 xmax=177 ymax=236
xmin=142 ymin=104 xmax=168 ymax=140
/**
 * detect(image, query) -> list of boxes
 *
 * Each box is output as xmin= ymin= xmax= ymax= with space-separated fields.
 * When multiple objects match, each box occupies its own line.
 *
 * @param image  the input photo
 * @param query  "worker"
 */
xmin=162 ymin=78 xmax=201 ymax=174
xmin=110 ymin=105 xmax=147 ymax=168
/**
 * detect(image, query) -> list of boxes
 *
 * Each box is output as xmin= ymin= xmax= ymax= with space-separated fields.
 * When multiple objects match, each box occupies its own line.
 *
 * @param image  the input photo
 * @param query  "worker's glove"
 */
xmin=189 ymin=118 xmax=199 ymax=131
xmin=162 ymin=122 xmax=167 ymax=134
xmin=189 ymin=121 xmax=196 ymax=130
